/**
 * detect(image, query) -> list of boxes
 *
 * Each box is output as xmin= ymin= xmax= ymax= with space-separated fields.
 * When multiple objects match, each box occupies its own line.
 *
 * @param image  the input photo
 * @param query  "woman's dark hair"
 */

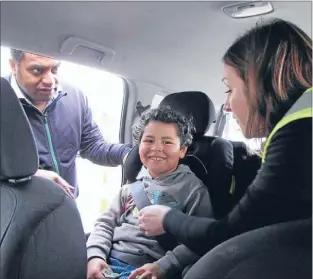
xmin=223 ymin=18 xmax=312 ymax=137
xmin=132 ymin=106 xmax=195 ymax=147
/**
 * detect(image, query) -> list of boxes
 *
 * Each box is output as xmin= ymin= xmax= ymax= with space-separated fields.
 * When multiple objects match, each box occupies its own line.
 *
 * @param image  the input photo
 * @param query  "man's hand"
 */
xmin=128 ymin=263 xmax=164 ymax=279
xmin=87 ymin=258 xmax=111 ymax=279
xmin=35 ymin=169 xmax=75 ymax=199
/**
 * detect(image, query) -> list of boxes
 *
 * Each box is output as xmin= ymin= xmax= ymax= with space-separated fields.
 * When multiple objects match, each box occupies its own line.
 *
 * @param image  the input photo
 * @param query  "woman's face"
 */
xmin=223 ymin=64 xmax=256 ymax=138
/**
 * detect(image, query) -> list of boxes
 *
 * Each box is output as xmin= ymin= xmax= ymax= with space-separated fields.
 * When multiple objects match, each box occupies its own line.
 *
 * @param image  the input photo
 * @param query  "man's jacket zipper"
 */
xmin=22 ymin=93 xmax=66 ymax=175
xmin=43 ymin=113 xmax=60 ymax=174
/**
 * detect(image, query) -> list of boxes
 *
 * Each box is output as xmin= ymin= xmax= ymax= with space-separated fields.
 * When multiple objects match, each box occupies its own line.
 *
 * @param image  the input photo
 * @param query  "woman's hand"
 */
xmin=128 ymin=263 xmax=164 ymax=279
xmin=138 ymin=205 xmax=171 ymax=236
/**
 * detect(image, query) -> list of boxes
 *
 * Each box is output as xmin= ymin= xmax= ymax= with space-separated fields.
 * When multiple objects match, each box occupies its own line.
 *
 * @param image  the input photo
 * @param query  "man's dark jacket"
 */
xmin=5 ymin=75 xmax=131 ymax=197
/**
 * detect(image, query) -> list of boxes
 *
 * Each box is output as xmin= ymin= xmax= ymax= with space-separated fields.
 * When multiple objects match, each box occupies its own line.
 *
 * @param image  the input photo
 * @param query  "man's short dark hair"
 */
xmin=10 ymin=49 xmax=25 ymax=63
xmin=132 ymin=106 xmax=195 ymax=147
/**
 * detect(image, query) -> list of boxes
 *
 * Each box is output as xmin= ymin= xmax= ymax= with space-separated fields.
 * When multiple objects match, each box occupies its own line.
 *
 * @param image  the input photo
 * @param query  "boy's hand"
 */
xmin=128 ymin=263 xmax=164 ymax=279
xmin=87 ymin=258 xmax=111 ymax=279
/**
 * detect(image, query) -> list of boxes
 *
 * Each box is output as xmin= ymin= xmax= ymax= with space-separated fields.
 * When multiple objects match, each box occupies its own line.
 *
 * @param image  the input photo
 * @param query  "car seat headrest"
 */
xmin=160 ymin=91 xmax=216 ymax=137
xmin=0 ymin=77 xmax=38 ymax=181
xmin=124 ymin=146 xmax=142 ymax=182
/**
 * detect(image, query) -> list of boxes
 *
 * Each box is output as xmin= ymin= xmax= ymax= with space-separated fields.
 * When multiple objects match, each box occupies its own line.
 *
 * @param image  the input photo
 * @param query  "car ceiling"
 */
xmin=1 ymin=1 xmax=312 ymax=107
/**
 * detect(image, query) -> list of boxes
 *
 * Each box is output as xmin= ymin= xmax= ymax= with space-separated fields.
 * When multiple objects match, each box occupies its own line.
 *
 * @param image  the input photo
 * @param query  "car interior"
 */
xmin=0 ymin=1 xmax=312 ymax=279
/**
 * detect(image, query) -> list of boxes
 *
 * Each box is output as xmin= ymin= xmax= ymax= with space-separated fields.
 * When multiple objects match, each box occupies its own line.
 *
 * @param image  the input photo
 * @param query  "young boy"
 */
xmin=87 ymin=106 xmax=213 ymax=279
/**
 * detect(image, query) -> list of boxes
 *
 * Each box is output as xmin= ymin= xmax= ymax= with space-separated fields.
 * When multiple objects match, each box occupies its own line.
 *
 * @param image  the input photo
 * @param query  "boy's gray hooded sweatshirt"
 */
xmin=87 ymin=164 xmax=213 ymax=277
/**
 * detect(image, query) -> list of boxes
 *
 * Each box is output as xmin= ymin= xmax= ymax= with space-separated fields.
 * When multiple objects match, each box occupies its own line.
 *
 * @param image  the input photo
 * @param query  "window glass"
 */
xmin=151 ymin=94 xmax=164 ymax=108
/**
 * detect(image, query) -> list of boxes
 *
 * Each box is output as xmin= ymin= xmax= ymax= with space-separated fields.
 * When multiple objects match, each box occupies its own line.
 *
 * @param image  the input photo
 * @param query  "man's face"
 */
xmin=10 ymin=52 xmax=61 ymax=102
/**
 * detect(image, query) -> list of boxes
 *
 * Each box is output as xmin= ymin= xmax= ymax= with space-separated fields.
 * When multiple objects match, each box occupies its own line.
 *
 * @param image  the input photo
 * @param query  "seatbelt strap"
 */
xmin=128 ymin=181 xmax=178 ymax=252
xmin=128 ymin=181 xmax=152 ymax=209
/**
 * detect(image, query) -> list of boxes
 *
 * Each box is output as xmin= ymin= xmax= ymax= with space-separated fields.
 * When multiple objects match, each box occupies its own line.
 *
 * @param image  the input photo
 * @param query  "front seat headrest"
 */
xmin=160 ymin=91 xmax=216 ymax=137
xmin=0 ymin=77 xmax=38 ymax=180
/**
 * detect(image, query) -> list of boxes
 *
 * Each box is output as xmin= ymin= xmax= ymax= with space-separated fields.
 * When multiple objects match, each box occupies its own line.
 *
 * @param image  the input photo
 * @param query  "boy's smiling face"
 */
xmin=139 ymin=121 xmax=187 ymax=178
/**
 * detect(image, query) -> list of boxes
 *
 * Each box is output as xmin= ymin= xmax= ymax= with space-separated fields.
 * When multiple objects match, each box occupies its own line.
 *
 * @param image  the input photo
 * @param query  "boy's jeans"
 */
xmin=108 ymin=258 xmax=137 ymax=279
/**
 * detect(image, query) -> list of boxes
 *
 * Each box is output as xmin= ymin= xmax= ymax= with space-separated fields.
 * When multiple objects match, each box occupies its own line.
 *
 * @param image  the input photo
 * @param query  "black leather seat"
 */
xmin=184 ymin=218 xmax=312 ymax=279
xmin=0 ymin=77 xmax=87 ymax=279
xmin=226 ymin=140 xmax=261 ymax=216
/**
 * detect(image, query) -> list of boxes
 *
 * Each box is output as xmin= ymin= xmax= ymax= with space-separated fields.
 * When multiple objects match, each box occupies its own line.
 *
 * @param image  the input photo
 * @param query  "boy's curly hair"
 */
xmin=132 ymin=106 xmax=195 ymax=147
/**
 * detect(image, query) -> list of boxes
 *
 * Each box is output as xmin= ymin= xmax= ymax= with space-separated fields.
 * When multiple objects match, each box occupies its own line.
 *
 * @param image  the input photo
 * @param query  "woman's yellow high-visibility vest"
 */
xmin=262 ymin=87 xmax=312 ymax=163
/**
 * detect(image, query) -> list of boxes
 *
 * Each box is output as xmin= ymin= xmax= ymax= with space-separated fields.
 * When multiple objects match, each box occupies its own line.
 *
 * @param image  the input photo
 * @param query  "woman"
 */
xmin=136 ymin=18 xmax=312 ymax=276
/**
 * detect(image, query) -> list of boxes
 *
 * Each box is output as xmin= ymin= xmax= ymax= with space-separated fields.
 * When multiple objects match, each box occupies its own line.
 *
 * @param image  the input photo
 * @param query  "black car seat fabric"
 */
xmin=227 ymin=141 xmax=261 ymax=214
xmin=159 ymin=91 xmax=216 ymax=139
xmin=0 ymin=77 xmax=87 ymax=279
xmin=183 ymin=218 xmax=312 ymax=279
xmin=208 ymin=140 xmax=261 ymax=219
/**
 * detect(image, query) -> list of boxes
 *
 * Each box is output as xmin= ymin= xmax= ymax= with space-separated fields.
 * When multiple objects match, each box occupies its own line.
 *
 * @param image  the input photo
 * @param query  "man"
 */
xmin=5 ymin=49 xmax=132 ymax=198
